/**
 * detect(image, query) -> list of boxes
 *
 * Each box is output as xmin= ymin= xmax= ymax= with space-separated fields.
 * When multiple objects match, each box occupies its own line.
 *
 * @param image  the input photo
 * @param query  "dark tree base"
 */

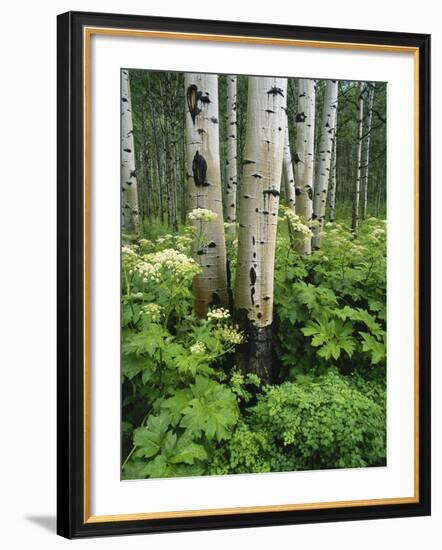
xmin=235 ymin=310 xmax=274 ymax=383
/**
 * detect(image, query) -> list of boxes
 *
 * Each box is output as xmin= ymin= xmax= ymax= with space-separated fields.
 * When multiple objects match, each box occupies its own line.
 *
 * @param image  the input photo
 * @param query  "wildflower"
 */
xmin=133 ymin=249 xmax=200 ymax=285
xmin=207 ymin=307 xmax=231 ymax=321
xmin=122 ymin=244 xmax=138 ymax=257
xmin=216 ymin=325 xmax=245 ymax=345
xmin=141 ymin=303 xmax=163 ymax=322
xmin=188 ymin=208 xmax=218 ymax=222
xmin=283 ymin=208 xmax=312 ymax=238
xmin=175 ymin=235 xmax=193 ymax=253
xmin=190 ymin=341 xmax=206 ymax=354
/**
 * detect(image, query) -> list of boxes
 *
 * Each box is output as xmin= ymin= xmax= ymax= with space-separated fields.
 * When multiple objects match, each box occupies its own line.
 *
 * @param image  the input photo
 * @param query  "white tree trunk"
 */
xmin=282 ymin=114 xmax=296 ymax=211
xmin=361 ymin=84 xmax=375 ymax=221
xmin=352 ymin=82 xmax=365 ymax=235
xmin=312 ymin=80 xmax=338 ymax=249
xmin=328 ymin=134 xmax=337 ymax=222
xmin=184 ymin=73 xmax=229 ymax=317
xmin=224 ymin=75 xmax=238 ymax=233
xmin=234 ymin=76 xmax=287 ymax=382
xmin=121 ymin=69 xmax=140 ymax=234
xmin=294 ymin=79 xmax=316 ymax=255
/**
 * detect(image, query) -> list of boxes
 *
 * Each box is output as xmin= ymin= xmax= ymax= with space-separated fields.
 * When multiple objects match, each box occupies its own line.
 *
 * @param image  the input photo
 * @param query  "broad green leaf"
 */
xmin=169 ymin=442 xmax=207 ymax=465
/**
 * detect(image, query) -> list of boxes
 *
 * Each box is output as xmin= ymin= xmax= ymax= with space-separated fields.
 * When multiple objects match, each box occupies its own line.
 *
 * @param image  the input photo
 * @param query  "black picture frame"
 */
xmin=57 ymin=10 xmax=431 ymax=539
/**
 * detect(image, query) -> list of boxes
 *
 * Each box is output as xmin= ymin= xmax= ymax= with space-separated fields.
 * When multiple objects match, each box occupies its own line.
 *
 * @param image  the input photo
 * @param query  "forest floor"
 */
xmin=121 ymin=212 xmax=387 ymax=479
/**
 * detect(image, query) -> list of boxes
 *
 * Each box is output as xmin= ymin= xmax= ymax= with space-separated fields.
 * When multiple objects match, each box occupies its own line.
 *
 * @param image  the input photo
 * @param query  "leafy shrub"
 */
xmin=274 ymin=219 xmax=386 ymax=379
xmin=249 ymin=370 xmax=386 ymax=470
xmin=121 ymin=239 xmax=246 ymax=479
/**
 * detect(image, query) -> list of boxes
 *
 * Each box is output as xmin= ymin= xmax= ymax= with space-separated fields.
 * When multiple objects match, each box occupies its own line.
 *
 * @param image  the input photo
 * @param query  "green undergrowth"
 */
xmin=121 ymin=215 xmax=387 ymax=479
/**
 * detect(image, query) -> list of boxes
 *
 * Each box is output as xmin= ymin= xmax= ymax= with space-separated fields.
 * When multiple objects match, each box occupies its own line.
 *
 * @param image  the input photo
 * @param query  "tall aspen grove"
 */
xmin=121 ymin=70 xmax=387 ymax=480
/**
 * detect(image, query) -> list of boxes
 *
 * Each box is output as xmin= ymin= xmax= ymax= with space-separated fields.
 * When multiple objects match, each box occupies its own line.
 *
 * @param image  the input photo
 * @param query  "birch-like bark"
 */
xmin=352 ymin=82 xmax=365 ymax=236
xmin=234 ymin=76 xmax=287 ymax=382
xmin=294 ymin=79 xmax=316 ymax=255
xmin=184 ymin=73 xmax=229 ymax=317
xmin=121 ymin=70 xmax=140 ymax=234
xmin=328 ymin=135 xmax=337 ymax=222
xmin=361 ymin=84 xmax=375 ymax=221
xmin=282 ymin=113 xmax=296 ymax=211
xmin=312 ymin=80 xmax=338 ymax=249
xmin=224 ymin=76 xmax=238 ymax=233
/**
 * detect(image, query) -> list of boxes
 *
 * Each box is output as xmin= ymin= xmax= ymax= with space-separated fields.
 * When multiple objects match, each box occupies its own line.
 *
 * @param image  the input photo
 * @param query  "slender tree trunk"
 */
xmin=140 ymin=110 xmax=151 ymax=221
xmin=312 ymin=80 xmax=338 ymax=249
xmin=170 ymin=123 xmax=179 ymax=232
xmin=328 ymin=134 xmax=337 ymax=222
xmin=361 ymin=84 xmax=375 ymax=221
xmin=121 ymin=70 xmax=140 ymax=233
xmin=148 ymin=157 xmax=157 ymax=218
xmin=150 ymin=103 xmax=164 ymax=224
xmin=376 ymin=177 xmax=381 ymax=217
xmin=234 ymin=76 xmax=287 ymax=383
xmin=294 ymin=79 xmax=316 ymax=255
xmin=184 ymin=73 xmax=229 ymax=317
xmin=282 ymin=112 xmax=296 ymax=211
xmin=224 ymin=75 xmax=238 ymax=233
xmin=181 ymin=136 xmax=187 ymax=225
xmin=352 ymin=82 xmax=364 ymax=236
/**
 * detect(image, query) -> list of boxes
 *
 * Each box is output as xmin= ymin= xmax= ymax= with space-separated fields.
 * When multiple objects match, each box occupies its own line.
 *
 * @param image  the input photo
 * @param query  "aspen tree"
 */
xmin=312 ymin=80 xmax=338 ymax=249
xmin=294 ymin=79 xmax=316 ymax=255
xmin=361 ymin=84 xmax=375 ymax=221
xmin=121 ymin=69 xmax=140 ymax=233
xmin=328 ymin=136 xmax=337 ymax=222
xmin=184 ymin=73 xmax=229 ymax=317
xmin=282 ymin=113 xmax=296 ymax=211
xmin=234 ymin=76 xmax=287 ymax=382
xmin=352 ymin=82 xmax=365 ymax=235
xmin=224 ymin=75 xmax=238 ymax=233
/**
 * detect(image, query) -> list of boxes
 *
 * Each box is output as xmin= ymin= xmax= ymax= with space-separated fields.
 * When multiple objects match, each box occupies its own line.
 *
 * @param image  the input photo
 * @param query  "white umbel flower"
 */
xmin=207 ymin=307 xmax=231 ymax=321
xmin=188 ymin=208 xmax=218 ymax=222
xmin=190 ymin=341 xmax=206 ymax=354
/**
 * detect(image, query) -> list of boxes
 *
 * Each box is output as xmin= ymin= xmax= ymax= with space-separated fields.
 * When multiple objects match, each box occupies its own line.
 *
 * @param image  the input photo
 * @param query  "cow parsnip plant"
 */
xmin=122 ymin=216 xmax=387 ymax=478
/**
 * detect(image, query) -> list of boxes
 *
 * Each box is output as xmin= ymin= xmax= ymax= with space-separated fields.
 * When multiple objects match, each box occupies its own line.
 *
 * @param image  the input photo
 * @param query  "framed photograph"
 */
xmin=57 ymin=10 xmax=431 ymax=538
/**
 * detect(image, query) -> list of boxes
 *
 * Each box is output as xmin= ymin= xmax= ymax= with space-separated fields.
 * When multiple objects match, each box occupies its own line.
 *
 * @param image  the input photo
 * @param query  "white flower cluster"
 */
xmin=141 ymin=303 xmax=163 ymax=322
xmin=207 ymin=307 xmax=230 ymax=321
xmin=133 ymin=248 xmax=200 ymax=284
xmin=190 ymin=341 xmax=206 ymax=354
xmin=216 ymin=325 xmax=245 ymax=346
xmin=284 ymin=209 xmax=312 ymax=238
xmin=122 ymin=244 xmax=138 ymax=257
xmin=174 ymin=235 xmax=193 ymax=253
xmin=188 ymin=208 xmax=218 ymax=222
xmin=368 ymin=227 xmax=386 ymax=244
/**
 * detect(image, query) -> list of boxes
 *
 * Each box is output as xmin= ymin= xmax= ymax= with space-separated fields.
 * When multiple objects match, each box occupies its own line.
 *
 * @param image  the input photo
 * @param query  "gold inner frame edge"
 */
xmin=82 ymin=26 xmax=420 ymax=524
